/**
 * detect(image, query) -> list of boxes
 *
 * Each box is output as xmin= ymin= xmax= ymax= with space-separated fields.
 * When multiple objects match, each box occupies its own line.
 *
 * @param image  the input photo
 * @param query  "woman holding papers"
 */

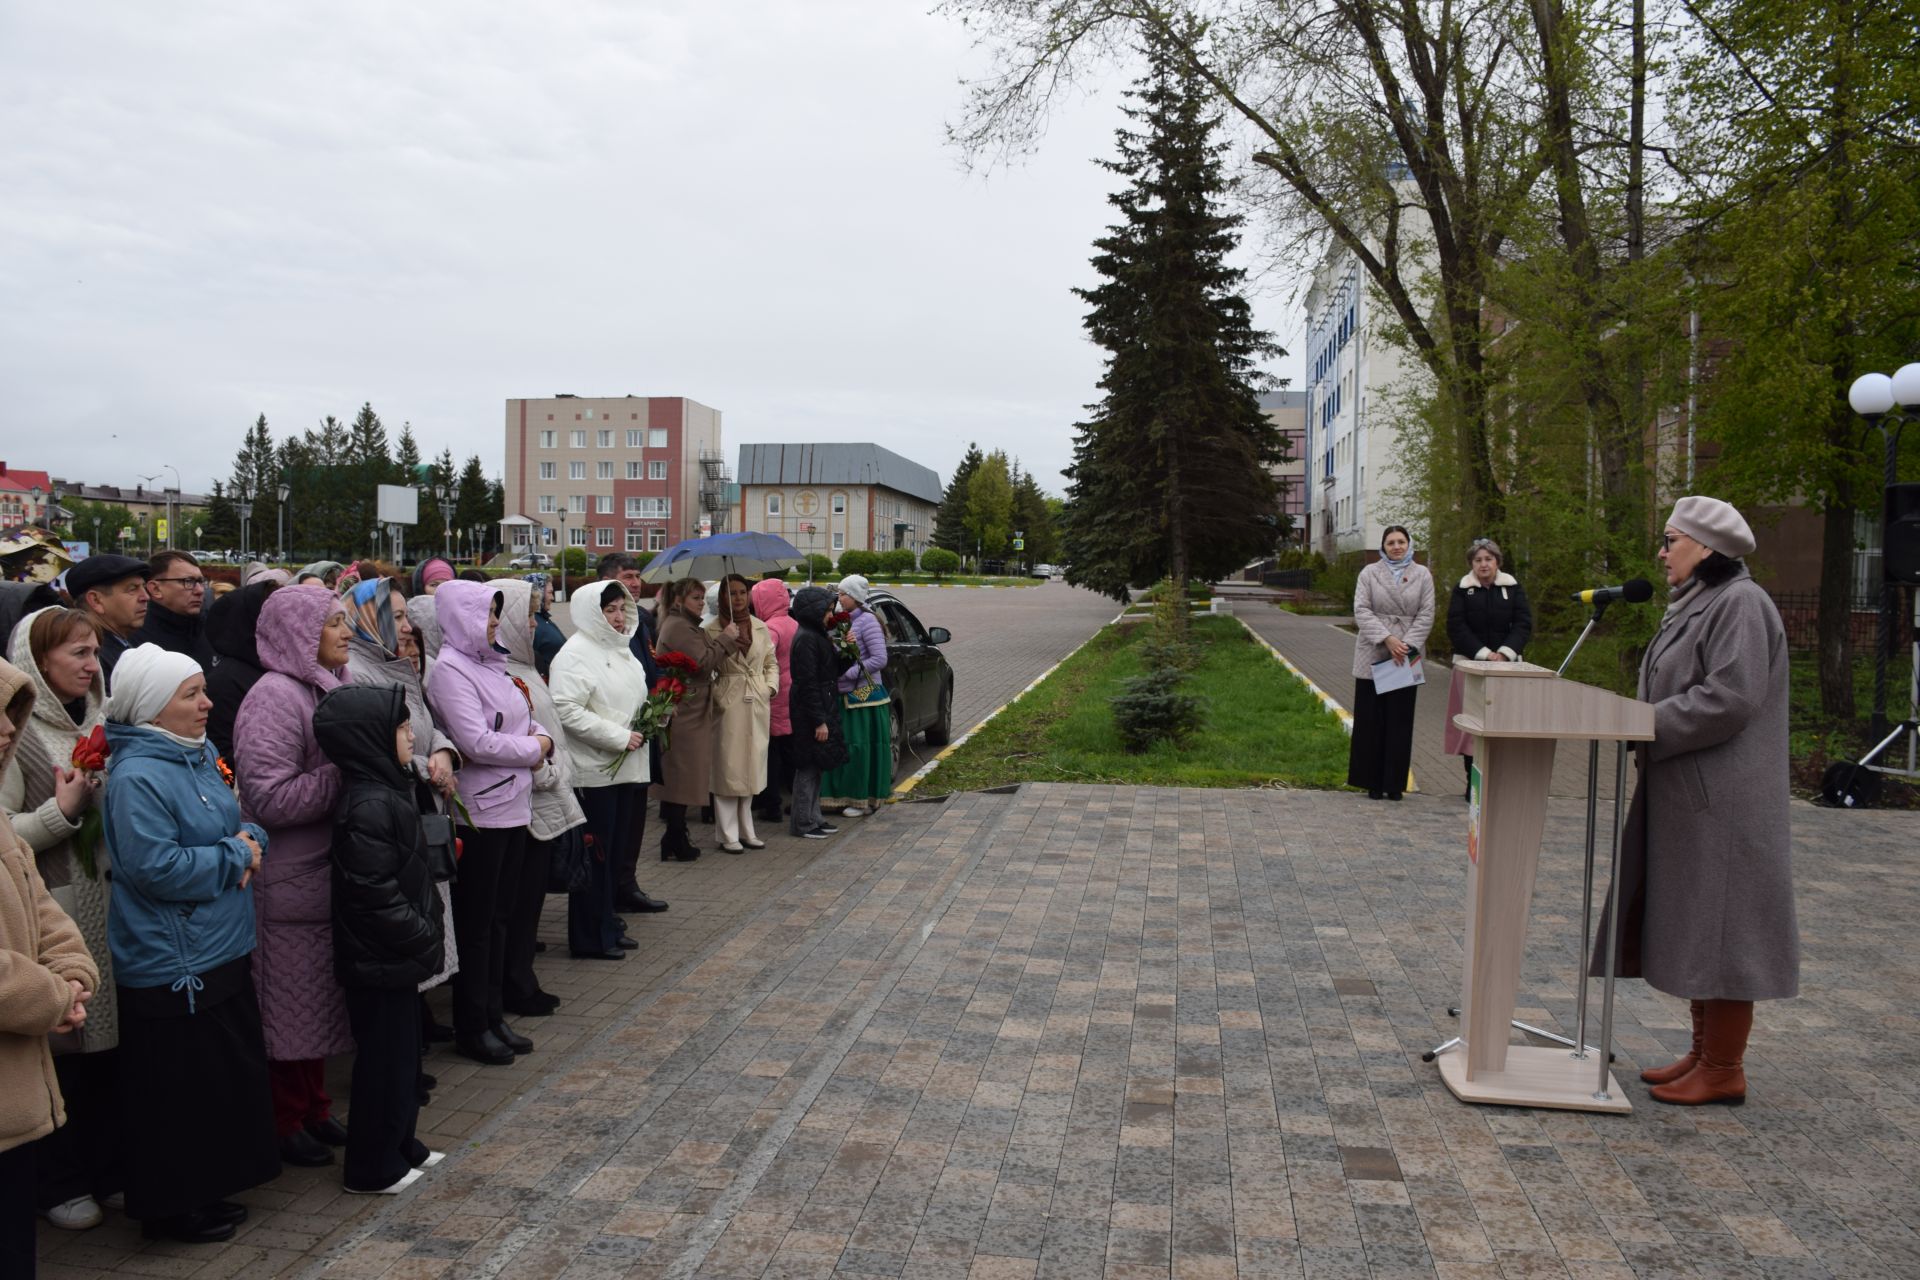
xmin=1348 ymin=526 xmax=1433 ymax=800
xmin=1593 ymin=496 xmax=1795 ymax=1108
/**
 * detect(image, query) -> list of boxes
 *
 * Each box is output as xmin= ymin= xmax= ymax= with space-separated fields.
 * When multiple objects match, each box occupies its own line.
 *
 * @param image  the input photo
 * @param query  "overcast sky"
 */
xmin=1 ymin=1 xmax=1304 ymax=497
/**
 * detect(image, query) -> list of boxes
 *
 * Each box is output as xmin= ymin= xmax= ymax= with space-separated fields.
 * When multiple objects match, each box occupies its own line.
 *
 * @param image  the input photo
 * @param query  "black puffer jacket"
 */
xmin=1445 ymin=573 xmax=1534 ymax=661
xmin=787 ymin=587 xmax=848 ymax=773
xmin=313 ymin=684 xmax=445 ymax=991
xmin=135 ymin=599 xmax=215 ymax=670
xmin=206 ymin=580 xmax=279 ymax=765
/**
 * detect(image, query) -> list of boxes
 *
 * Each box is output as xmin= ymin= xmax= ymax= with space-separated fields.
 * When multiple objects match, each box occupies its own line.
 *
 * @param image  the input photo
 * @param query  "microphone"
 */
xmin=1571 ymin=579 xmax=1653 ymax=606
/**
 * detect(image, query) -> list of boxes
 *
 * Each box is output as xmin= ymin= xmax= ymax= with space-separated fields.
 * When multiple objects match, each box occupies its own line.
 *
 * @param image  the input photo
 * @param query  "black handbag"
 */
xmin=550 ymin=825 xmax=595 ymax=895
xmin=420 ymin=812 xmax=459 ymax=884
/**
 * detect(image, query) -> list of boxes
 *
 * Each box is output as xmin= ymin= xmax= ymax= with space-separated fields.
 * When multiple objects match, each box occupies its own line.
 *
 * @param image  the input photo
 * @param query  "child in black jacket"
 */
xmin=313 ymin=685 xmax=446 ymax=1195
xmin=787 ymin=587 xmax=849 ymax=838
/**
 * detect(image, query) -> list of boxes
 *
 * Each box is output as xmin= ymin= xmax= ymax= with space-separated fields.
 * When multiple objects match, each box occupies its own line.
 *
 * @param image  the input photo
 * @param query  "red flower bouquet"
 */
xmin=826 ymin=611 xmax=861 ymax=666
xmin=69 ymin=726 xmax=110 ymax=879
xmin=603 ymin=653 xmax=694 ymax=775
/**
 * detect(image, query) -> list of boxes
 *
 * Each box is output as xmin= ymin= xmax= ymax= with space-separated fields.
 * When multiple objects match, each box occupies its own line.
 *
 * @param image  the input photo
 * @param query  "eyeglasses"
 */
xmin=153 ymin=576 xmax=207 ymax=589
xmin=1658 ymin=532 xmax=1690 ymax=551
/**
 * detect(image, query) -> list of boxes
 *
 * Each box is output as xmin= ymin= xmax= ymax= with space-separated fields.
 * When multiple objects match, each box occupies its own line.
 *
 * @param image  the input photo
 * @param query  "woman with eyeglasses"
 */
xmin=1348 ymin=526 xmax=1433 ymax=801
xmin=1442 ymin=537 xmax=1533 ymax=799
xmin=1593 ymin=497 xmax=1795 ymax=1108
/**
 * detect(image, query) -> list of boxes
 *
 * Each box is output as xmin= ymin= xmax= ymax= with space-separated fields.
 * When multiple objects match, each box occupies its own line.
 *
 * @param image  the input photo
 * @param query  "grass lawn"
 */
xmin=918 ymin=615 xmax=1352 ymax=795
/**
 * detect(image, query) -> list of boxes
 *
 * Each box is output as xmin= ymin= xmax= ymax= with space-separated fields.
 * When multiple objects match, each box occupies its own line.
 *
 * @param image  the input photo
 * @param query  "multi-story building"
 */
xmin=0 ymin=463 xmax=54 ymax=531
xmin=1259 ymin=390 xmax=1308 ymax=546
xmin=735 ymin=444 xmax=942 ymax=565
xmin=501 ymin=395 xmax=728 ymax=557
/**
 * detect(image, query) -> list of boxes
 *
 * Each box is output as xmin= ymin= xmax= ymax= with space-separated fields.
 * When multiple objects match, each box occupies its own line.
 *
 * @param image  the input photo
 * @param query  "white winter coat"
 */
xmin=550 ymin=580 xmax=652 ymax=788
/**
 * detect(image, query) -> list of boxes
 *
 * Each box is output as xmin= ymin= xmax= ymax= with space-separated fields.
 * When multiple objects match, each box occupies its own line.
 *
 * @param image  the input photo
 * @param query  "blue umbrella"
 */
xmin=640 ymin=530 xmax=806 ymax=583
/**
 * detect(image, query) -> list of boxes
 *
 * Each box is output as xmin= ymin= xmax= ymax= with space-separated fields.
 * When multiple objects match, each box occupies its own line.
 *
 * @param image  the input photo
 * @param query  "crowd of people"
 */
xmin=0 ymin=547 xmax=895 ymax=1273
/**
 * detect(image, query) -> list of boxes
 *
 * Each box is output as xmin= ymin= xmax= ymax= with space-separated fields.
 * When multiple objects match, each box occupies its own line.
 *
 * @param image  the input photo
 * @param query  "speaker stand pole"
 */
xmin=1557 ymin=603 xmax=1610 ymax=678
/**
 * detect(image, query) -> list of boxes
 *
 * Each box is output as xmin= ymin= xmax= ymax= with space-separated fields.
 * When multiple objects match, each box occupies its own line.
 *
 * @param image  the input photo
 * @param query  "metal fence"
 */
xmin=1768 ymin=590 xmax=1913 ymax=652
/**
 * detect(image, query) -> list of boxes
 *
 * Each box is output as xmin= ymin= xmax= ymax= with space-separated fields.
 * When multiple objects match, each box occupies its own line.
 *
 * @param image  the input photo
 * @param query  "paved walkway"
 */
xmin=1228 ymin=597 xmax=1621 ymax=802
xmin=45 ymin=782 xmax=1918 ymax=1279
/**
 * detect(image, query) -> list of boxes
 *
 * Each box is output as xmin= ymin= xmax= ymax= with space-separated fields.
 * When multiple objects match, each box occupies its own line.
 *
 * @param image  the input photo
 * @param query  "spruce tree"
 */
xmin=1060 ymin=22 xmax=1285 ymax=604
xmin=202 ymin=481 xmax=241 ymax=549
xmin=454 ymin=455 xmax=493 ymax=556
xmin=933 ymin=443 xmax=983 ymax=552
xmin=395 ymin=421 xmax=426 ymax=530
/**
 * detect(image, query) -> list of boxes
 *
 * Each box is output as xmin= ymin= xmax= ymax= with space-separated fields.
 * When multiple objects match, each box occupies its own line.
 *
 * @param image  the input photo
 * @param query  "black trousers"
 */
xmin=572 ymin=784 xmax=638 ymax=953
xmin=503 ymin=836 xmax=553 ymax=1004
xmin=343 ymin=986 xmax=424 ymax=1191
xmin=755 ymin=734 xmax=793 ymax=817
xmin=1 ymin=1141 xmax=34 ymax=1280
xmin=35 ymin=1049 xmax=123 ymax=1208
xmin=614 ymin=783 xmax=651 ymax=898
xmin=1347 ymin=678 xmax=1418 ymax=794
xmin=449 ymin=825 xmax=527 ymax=1035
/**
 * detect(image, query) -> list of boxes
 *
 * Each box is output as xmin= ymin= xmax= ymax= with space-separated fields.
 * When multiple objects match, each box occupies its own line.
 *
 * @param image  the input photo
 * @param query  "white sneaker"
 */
xmin=344 ymin=1168 xmax=424 ymax=1196
xmin=415 ymin=1150 xmax=446 ymax=1169
xmin=45 ymin=1196 xmax=104 ymax=1230
xmin=842 ymin=806 xmax=866 ymax=818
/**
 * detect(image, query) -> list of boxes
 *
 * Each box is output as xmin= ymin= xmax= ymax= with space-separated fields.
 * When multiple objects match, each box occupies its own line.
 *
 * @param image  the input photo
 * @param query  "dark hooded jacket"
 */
xmin=135 ymin=599 xmax=215 ymax=671
xmin=0 ymin=583 xmax=59 ymax=651
xmin=313 ymin=685 xmax=445 ymax=990
xmin=206 ymin=580 xmax=279 ymax=766
xmin=787 ymin=587 xmax=848 ymax=773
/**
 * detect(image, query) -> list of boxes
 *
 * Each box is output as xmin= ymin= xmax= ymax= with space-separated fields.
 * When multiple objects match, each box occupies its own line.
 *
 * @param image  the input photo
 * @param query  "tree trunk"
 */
xmin=1817 ymin=500 xmax=1857 ymax=720
xmin=1165 ymin=419 xmax=1191 ymax=640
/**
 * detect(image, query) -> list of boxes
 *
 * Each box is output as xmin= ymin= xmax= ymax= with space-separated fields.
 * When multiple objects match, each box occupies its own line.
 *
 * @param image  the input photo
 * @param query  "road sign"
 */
xmin=155 ymin=518 xmax=169 ymax=540
xmin=1013 ymin=538 xmax=1025 ymax=551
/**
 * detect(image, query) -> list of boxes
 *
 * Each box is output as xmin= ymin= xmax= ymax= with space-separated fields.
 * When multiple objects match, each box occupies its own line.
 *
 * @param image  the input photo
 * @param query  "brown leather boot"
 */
xmin=1640 ymin=1000 xmax=1705 ymax=1084
xmin=1650 ymin=999 xmax=1751 ymax=1106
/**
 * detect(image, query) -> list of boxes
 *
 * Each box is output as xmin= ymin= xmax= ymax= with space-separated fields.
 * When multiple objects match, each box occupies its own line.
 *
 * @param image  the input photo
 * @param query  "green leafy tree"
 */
xmin=933 ymin=443 xmax=983 ymax=553
xmin=1010 ymin=463 xmax=1058 ymax=568
xmin=921 ymin=547 xmax=961 ymax=579
xmin=965 ymin=450 xmax=1015 ymax=562
xmin=1058 ymin=27 xmax=1284 ymax=606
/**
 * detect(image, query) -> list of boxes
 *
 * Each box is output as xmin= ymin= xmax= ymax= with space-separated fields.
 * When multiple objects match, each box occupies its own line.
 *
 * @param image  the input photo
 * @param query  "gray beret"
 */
xmin=1668 ymin=496 xmax=1756 ymax=558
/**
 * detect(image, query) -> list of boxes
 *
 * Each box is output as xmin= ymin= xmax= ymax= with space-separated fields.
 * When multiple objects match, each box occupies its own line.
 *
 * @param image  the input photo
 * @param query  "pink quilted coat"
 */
xmin=750 ymin=579 xmax=795 ymax=736
xmin=234 ymin=586 xmax=355 ymax=1062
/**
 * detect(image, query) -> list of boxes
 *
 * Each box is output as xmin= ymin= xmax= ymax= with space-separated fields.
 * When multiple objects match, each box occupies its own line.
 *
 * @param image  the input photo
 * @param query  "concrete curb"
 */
xmin=1232 ymin=612 xmax=1419 ymax=794
xmin=891 ymin=607 xmax=1129 ymax=799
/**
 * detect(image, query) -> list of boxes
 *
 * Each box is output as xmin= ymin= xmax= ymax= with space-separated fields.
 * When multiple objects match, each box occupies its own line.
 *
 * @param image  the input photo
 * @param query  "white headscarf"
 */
xmin=837 ymin=574 xmax=871 ymax=607
xmin=103 ymin=643 xmax=206 ymax=741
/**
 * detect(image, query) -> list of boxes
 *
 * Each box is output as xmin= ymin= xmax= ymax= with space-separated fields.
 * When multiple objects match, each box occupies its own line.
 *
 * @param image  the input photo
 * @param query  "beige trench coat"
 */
xmin=1592 ymin=567 xmax=1798 ymax=1001
xmin=706 ymin=615 xmax=779 ymax=797
xmin=1352 ymin=560 xmax=1435 ymax=679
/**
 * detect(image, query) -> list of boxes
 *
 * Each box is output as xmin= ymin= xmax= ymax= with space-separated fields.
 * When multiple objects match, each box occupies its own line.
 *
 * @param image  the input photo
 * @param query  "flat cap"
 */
xmin=66 ymin=553 xmax=152 ymax=600
xmin=1667 ymin=495 xmax=1756 ymax=559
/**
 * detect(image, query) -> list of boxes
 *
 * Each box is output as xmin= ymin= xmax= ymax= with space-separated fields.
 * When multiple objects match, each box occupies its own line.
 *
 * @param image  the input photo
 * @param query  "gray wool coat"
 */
xmin=1592 ymin=566 xmax=1799 ymax=1001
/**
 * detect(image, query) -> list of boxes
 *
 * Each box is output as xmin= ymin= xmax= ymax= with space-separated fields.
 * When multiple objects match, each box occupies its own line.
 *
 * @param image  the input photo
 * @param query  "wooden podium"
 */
xmin=1435 ymin=658 xmax=1654 ymax=1114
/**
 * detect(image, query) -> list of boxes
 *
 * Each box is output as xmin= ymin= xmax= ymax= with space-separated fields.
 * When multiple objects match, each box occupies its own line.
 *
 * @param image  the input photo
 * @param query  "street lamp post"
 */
xmin=277 ymin=482 xmax=291 ymax=562
xmin=163 ymin=464 xmax=181 ymax=550
xmin=1846 ymin=364 xmax=1920 ymax=740
xmin=137 ymin=472 xmax=162 ymax=555
xmin=435 ymin=484 xmax=455 ymax=558
xmin=236 ymin=489 xmax=254 ymax=562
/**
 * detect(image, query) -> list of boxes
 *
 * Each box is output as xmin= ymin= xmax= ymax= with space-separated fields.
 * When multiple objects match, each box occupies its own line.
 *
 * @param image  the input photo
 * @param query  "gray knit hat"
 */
xmin=1667 ymin=496 xmax=1755 ymax=558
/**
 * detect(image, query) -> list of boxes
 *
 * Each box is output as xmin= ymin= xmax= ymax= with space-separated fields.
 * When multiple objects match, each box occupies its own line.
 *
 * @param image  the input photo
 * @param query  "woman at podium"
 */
xmin=1598 ymin=496 xmax=1796 ymax=1107
xmin=1443 ymin=537 xmax=1533 ymax=798
xmin=1348 ymin=526 xmax=1434 ymax=800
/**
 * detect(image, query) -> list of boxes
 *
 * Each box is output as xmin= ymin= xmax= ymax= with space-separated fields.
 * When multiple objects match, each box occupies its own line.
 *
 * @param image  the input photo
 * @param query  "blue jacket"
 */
xmin=103 ymin=722 xmax=267 ymax=994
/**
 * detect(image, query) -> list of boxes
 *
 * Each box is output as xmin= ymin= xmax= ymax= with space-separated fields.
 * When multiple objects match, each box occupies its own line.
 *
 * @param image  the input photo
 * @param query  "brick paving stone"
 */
xmin=37 ymin=774 xmax=1920 ymax=1279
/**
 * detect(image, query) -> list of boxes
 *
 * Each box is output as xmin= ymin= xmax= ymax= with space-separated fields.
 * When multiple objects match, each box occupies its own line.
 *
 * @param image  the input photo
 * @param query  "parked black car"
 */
xmin=863 ymin=589 xmax=954 ymax=774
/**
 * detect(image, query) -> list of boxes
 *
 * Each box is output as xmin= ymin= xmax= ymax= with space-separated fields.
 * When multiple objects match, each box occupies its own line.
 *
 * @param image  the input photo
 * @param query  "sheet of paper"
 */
xmin=1370 ymin=655 xmax=1426 ymax=693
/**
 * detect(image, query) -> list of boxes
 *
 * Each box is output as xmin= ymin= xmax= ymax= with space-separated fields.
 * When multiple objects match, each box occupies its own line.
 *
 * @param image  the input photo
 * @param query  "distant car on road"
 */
xmin=864 ymin=589 xmax=955 ymax=776
xmin=1030 ymin=564 xmax=1059 ymax=579
xmin=508 ymin=551 xmax=554 ymax=569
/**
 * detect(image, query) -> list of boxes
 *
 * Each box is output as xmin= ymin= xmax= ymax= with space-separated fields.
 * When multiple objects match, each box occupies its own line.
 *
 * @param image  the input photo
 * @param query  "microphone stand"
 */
xmin=1556 ymin=599 xmax=1612 ymax=677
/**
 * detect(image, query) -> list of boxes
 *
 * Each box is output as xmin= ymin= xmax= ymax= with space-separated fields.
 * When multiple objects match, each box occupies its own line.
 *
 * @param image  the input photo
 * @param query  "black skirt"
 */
xmin=1347 ymin=677 xmax=1418 ymax=794
xmin=117 ymin=957 xmax=282 ymax=1222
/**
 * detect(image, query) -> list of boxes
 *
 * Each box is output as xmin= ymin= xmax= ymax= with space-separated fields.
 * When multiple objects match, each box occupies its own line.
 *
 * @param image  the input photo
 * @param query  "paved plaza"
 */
xmin=35 ymin=587 xmax=1920 ymax=1279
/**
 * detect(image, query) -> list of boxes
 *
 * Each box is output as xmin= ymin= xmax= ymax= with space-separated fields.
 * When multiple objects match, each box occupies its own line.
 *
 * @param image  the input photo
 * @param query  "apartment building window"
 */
xmin=648 ymin=460 xmax=667 ymax=480
xmin=627 ymin=461 xmax=644 ymax=479
xmin=538 ymin=495 xmax=555 ymax=514
xmin=570 ymin=430 xmax=587 ymax=448
xmin=832 ymin=532 xmax=845 ymax=551
xmin=596 ymin=527 xmax=613 ymax=547
xmin=831 ymin=492 xmax=846 ymax=515
xmin=590 ymin=495 xmax=607 ymax=514
xmin=538 ymin=462 xmax=555 ymax=479
xmin=569 ymin=527 xmax=588 ymax=547
xmin=626 ymin=529 xmax=645 ymax=552
xmin=569 ymin=461 xmax=585 ymax=480
xmin=538 ymin=430 xmax=556 ymax=448
xmin=597 ymin=430 xmax=612 ymax=447
xmin=541 ymin=526 xmax=556 ymax=546
xmin=766 ymin=493 xmax=782 ymax=516
xmin=649 ymin=428 xmax=667 ymax=447
xmin=569 ymin=494 xmax=586 ymax=514
xmin=649 ymin=528 xmax=666 ymax=551
xmin=627 ymin=429 xmax=643 ymax=448
xmin=596 ymin=461 xmax=613 ymax=479
xmin=626 ymin=497 xmax=670 ymax=519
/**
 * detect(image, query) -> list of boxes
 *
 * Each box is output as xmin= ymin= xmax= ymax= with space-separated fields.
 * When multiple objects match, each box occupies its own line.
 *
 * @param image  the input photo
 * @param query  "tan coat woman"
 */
xmin=705 ymin=576 xmax=779 ymax=851
xmin=654 ymin=580 xmax=744 ymax=859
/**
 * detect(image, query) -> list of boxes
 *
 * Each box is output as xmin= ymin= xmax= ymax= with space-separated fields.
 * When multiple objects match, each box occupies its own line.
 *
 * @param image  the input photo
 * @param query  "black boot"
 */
xmin=659 ymin=803 xmax=700 ymax=862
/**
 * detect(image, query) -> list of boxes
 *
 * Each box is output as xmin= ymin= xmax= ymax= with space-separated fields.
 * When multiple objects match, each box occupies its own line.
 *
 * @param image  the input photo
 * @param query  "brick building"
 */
xmin=735 ymin=444 xmax=942 ymax=565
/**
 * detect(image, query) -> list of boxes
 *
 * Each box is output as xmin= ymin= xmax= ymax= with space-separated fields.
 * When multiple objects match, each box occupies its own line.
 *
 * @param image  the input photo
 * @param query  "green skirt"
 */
xmin=824 ymin=701 xmax=893 ymax=801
